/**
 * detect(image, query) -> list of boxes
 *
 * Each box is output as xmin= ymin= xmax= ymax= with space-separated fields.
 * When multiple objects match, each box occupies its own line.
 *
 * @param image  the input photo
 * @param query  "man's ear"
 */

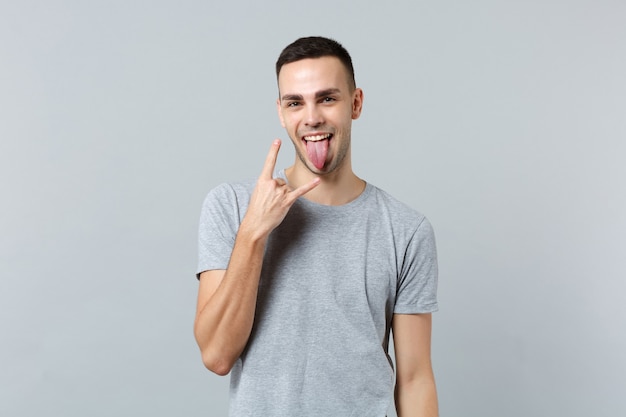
xmin=352 ymin=88 xmax=364 ymax=120
xmin=277 ymin=98 xmax=286 ymax=128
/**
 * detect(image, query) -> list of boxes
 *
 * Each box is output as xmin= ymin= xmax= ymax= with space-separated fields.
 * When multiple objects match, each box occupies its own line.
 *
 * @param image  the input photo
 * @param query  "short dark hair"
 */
xmin=276 ymin=36 xmax=356 ymax=90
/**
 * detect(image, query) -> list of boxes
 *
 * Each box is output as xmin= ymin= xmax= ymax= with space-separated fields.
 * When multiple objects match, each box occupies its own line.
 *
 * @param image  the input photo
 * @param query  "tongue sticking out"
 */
xmin=305 ymin=139 xmax=329 ymax=170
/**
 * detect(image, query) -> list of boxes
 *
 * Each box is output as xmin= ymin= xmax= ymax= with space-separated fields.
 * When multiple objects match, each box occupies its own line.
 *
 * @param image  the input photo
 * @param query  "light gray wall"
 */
xmin=1 ymin=1 xmax=624 ymax=416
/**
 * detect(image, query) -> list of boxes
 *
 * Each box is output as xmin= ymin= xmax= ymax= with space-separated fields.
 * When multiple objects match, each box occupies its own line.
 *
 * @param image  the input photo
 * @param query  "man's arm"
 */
xmin=393 ymin=313 xmax=439 ymax=417
xmin=193 ymin=139 xmax=319 ymax=376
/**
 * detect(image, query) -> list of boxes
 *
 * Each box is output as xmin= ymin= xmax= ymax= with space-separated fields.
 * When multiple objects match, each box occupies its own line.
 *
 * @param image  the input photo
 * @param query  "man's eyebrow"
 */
xmin=280 ymin=89 xmax=342 ymax=101
xmin=315 ymin=88 xmax=341 ymax=98
xmin=281 ymin=93 xmax=303 ymax=101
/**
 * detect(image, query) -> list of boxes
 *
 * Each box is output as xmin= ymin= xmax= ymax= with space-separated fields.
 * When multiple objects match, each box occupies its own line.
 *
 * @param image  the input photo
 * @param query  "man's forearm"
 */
xmin=395 ymin=377 xmax=439 ymax=417
xmin=194 ymin=225 xmax=268 ymax=375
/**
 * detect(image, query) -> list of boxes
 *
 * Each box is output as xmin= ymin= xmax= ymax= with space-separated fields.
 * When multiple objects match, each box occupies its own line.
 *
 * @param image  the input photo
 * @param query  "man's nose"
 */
xmin=304 ymin=105 xmax=323 ymax=127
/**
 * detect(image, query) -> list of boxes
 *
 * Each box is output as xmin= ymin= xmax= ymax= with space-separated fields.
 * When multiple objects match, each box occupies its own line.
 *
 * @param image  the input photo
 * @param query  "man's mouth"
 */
xmin=302 ymin=133 xmax=332 ymax=170
xmin=303 ymin=133 xmax=332 ymax=142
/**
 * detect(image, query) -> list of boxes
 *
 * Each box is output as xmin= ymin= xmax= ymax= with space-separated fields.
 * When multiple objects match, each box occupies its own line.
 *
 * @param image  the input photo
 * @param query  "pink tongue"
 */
xmin=306 ymin=139 xmax=329 ymax=170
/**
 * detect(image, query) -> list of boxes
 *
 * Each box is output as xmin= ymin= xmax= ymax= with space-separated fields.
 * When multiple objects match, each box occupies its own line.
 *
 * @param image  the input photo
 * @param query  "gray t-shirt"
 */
xmin=197 ymin=171 xmax=438 ymax=417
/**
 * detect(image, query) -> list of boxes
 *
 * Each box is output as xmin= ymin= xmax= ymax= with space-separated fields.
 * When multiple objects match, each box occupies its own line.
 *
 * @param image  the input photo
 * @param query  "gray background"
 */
xmin=1 ymin=0 xmax=624 ymax=416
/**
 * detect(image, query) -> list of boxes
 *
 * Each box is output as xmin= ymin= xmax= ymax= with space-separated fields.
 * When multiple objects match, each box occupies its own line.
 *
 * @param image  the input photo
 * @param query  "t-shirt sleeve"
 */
xmin=196 ymin=183 xmax=242 ymax=278
xmin=394 ymin=216 xmax=439 ymax=314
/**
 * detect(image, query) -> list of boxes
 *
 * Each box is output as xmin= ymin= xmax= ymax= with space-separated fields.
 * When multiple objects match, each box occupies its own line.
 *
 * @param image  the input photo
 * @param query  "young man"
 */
xmin=195 ymin=36 xmax=439 ymax=417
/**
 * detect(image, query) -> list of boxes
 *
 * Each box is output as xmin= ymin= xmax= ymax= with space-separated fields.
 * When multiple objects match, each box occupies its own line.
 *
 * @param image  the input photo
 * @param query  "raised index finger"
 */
xmin=260 ymin=139 xmax=281 ymax=180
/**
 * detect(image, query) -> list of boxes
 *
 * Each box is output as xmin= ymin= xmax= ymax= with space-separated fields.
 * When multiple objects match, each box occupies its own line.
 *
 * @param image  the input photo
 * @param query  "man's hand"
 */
xmin=242 ymin=139 xmax=320 ymax=238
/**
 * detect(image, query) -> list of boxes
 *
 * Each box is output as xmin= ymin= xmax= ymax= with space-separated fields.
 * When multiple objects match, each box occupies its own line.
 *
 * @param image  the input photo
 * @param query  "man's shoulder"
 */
xmin=367 ymin=183 xmax=427 ymax=225
xmin=366 ymin=184 xmax=437 ymax=254
xmin=201 ymin=178 xmax=256 ymax=211
xmin=205 ymin=177 xmax=255 ymax=197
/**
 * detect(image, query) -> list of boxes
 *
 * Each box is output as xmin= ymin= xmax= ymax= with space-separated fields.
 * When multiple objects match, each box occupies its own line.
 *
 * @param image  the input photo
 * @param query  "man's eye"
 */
xmin=287 ymin=102 xmax=300 ymax=107
xmin=322 ymin=97 xmax=335 ymax=103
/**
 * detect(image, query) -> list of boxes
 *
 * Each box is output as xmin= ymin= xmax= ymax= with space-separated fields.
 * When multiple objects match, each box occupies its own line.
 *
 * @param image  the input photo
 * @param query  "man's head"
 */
xmin=276 ymin=36 xmax=356 ymax=92
xmin=275 ymin=37 xmax=363 ymax=176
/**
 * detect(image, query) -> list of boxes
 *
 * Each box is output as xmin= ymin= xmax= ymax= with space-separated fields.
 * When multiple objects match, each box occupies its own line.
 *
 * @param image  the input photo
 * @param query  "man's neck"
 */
xmin=284 ymin=163 xmax=365 ymax=206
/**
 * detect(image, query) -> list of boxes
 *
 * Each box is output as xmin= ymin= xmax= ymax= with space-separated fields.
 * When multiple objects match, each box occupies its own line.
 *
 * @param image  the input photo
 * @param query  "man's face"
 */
xmin=277 ymin=56 xmax=363 ymax=176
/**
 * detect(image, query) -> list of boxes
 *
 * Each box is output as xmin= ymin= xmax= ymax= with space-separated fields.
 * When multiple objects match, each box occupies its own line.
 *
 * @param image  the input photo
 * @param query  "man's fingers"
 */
xmin=260 ymin=139 xmax=281 ymax=179
xmin=289 ymin=177 xmax=321 ymax=200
